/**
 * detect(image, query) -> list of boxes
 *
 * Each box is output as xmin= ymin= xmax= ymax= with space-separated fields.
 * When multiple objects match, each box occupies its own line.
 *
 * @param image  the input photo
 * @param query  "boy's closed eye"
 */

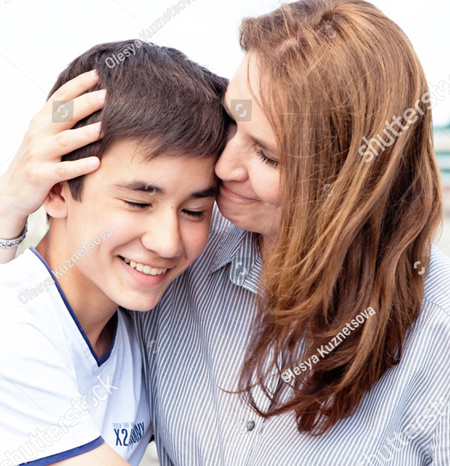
xmin=123 ymin=200 xmax=206 ymax=219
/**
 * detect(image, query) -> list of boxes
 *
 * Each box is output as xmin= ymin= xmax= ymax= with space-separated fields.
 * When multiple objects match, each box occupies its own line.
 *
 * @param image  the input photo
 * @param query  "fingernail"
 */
xmin=88 ymin=157 xmax=100 ymax=168
xmin=91 ymin=69 xmax=98 ymax=78
xmin=95 ymin=122 xmax=102 ymax=134
xmin=97 ymin=89 xmax=106 ymax=102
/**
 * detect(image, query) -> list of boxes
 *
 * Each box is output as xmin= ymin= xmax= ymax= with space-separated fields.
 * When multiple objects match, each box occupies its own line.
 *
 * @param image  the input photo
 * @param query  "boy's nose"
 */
xmin=141 ymin=213 xmax=184 ymax=260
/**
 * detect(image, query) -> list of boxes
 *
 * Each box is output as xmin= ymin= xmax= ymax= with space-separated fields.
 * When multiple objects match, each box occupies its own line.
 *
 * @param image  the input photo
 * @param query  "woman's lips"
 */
xmin=220 ymin=184 xmax=256 ymax=201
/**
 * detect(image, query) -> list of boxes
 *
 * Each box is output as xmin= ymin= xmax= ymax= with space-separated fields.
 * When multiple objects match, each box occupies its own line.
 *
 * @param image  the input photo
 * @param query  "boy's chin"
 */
xmin=115 ymin=295 xmax=161 ymax=312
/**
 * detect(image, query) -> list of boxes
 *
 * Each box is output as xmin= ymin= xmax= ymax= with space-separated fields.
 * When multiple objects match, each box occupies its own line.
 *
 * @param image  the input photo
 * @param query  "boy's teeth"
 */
xmin=122 ymin=257 xmax=167 ymax=276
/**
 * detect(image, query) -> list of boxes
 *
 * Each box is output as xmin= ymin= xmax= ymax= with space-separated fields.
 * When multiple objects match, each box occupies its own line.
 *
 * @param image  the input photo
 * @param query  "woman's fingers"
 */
xmin=28 ymin=71 xmax=105 ymax=136
xmin=49 ymin=70 xmax=99 ymax=103
xmin=46 ymin=122 xmax=103 ymax=158
xmin=51 ymin=157 xmax=101 ymax=184
xmin=46 ymin=89 xmax=107 ymax=134
xmin=71 ymin=90 xmax=106 ymax=126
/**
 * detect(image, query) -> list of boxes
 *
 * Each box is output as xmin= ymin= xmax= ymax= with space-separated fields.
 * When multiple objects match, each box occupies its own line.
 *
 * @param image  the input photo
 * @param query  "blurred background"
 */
xmin=1 ymin=1 xmax=449 ymax=464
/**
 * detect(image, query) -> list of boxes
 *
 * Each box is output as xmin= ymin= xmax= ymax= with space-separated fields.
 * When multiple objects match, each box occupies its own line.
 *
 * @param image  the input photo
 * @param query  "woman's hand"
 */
xmin=0 ymin=69 xmax=106 ymax=262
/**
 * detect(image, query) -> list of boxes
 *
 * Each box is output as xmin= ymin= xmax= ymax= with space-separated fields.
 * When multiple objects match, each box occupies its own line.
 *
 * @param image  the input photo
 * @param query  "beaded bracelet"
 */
xmin=0 ymin=222 xmax=28 ymax=248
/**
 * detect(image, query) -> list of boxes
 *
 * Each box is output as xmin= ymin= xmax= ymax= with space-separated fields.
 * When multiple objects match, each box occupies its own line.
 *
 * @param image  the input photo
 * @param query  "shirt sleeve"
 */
xmin=0 ymin=311 xmax=104 ymax=466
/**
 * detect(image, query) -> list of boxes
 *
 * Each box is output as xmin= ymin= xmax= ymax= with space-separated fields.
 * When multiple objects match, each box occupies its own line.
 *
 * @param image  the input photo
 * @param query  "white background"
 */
xmin=0 ymin=0 xmax=449 ymax=175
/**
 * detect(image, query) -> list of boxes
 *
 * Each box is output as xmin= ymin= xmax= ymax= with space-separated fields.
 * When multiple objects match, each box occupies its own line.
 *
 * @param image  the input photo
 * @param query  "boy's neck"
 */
xmin=36 ymin=233 xmax=118 ymax=359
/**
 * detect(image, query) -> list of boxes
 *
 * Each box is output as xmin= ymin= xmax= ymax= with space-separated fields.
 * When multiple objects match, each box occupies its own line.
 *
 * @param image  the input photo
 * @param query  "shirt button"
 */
xmin=246 ymin=421 xmax=255 ymax=431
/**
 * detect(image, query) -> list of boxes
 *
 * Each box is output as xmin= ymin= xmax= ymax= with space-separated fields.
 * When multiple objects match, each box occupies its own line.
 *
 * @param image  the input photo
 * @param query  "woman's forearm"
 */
xmin=0 ymin=197 xmax=27 ymax=263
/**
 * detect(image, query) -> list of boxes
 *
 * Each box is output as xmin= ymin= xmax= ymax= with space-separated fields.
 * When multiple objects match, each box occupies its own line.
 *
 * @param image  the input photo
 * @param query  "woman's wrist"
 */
xmin=0 ymin=222 xmax=27 ymax=249
xmin=0 ymin=217 xmax=28 ymax=240
xmin=0 ymin=200 xmax=28 ymax=241
xmin=0 ymin=176 xmax=29 ymax=239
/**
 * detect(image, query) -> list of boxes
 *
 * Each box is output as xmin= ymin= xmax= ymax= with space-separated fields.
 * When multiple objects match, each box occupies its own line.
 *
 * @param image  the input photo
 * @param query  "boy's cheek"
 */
xmin=189 ymin=223 xmax=212 ymax=259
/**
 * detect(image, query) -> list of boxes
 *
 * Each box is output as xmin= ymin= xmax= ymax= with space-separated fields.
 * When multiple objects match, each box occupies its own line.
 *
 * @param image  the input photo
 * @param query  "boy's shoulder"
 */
xmin=0 ymin=248 xmax=58 ymax=323
xmin=0 ymin=248 xmax=43 ymax=301
xmin=0 ymin=247 xmax=32 ymax=281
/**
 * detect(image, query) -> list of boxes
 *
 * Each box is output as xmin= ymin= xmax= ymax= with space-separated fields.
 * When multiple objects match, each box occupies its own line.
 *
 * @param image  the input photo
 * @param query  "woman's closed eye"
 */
xmin=255 ymin=146 xmax=279 ymax=168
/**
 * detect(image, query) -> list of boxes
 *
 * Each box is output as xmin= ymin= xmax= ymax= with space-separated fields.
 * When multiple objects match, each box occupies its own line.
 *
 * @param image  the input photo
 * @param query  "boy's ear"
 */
xmin=44 ymin=183 xmax=69 ymax=219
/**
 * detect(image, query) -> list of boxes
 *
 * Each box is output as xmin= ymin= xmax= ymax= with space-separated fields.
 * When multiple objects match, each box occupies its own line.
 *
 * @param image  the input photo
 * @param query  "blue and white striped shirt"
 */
xmin=134 ymin=207 xmax=450 ymax=465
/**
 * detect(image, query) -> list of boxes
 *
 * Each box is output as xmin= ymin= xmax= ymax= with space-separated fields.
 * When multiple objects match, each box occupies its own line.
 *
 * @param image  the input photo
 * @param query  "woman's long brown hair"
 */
xmin=237 ymin=0 xmax=443 ymax=435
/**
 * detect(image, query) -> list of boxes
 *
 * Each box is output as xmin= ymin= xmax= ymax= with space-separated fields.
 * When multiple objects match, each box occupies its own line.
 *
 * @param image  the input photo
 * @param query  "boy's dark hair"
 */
xmin=49 ymin=40 xmax=229 ymax=200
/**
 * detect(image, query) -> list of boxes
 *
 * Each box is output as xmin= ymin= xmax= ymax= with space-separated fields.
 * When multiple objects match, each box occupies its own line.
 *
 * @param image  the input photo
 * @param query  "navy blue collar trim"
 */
xmin=30 ymin=247 xmax=118 ymax=367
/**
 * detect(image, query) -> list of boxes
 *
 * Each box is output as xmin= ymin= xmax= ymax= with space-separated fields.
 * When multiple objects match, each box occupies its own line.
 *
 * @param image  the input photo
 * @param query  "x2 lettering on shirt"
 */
xmin=113 ymin=422 xmax=146 ymax=449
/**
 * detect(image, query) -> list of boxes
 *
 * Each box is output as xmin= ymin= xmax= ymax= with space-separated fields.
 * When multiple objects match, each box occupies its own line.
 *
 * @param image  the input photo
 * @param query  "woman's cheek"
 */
xmin=252 ymin=168 xmax=280 ymax=206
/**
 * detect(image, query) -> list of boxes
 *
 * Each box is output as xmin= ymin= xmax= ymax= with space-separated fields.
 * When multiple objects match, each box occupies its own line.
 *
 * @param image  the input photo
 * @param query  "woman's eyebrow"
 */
xmin=222 ymin=103 xmax=279 ymax=159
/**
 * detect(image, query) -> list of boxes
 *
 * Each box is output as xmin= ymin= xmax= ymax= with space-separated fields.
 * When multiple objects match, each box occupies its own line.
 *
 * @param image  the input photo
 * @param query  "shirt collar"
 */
xmin=209 ymin=222 xmax=263 ymax=293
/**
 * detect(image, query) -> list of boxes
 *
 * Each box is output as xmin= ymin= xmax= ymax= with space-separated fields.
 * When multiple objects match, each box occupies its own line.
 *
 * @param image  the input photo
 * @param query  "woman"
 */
xmin=1 ymin=0 xmax=449 ymax=464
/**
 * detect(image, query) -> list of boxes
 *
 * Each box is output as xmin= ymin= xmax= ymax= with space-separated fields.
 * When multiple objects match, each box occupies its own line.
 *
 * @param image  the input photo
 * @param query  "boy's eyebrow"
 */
xmin=190 ymin=186 xmax=219 ymax=199
xmin=114 ymin=181 xmax=219 ymax=199
xmin=114 ymin=181 xmax=165 ymax=195
xmin=222 ymin=103 xmax=279 ymax=159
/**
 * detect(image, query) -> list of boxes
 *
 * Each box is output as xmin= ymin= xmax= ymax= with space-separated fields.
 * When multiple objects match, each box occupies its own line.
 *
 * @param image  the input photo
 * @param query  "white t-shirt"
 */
xmin=0 ymin=248 xmax=152 ymax=466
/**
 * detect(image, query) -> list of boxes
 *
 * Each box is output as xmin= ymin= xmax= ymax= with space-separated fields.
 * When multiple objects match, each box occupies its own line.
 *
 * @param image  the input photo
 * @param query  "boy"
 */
xmin=0 ymin=40 xmax=228 ymax=466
